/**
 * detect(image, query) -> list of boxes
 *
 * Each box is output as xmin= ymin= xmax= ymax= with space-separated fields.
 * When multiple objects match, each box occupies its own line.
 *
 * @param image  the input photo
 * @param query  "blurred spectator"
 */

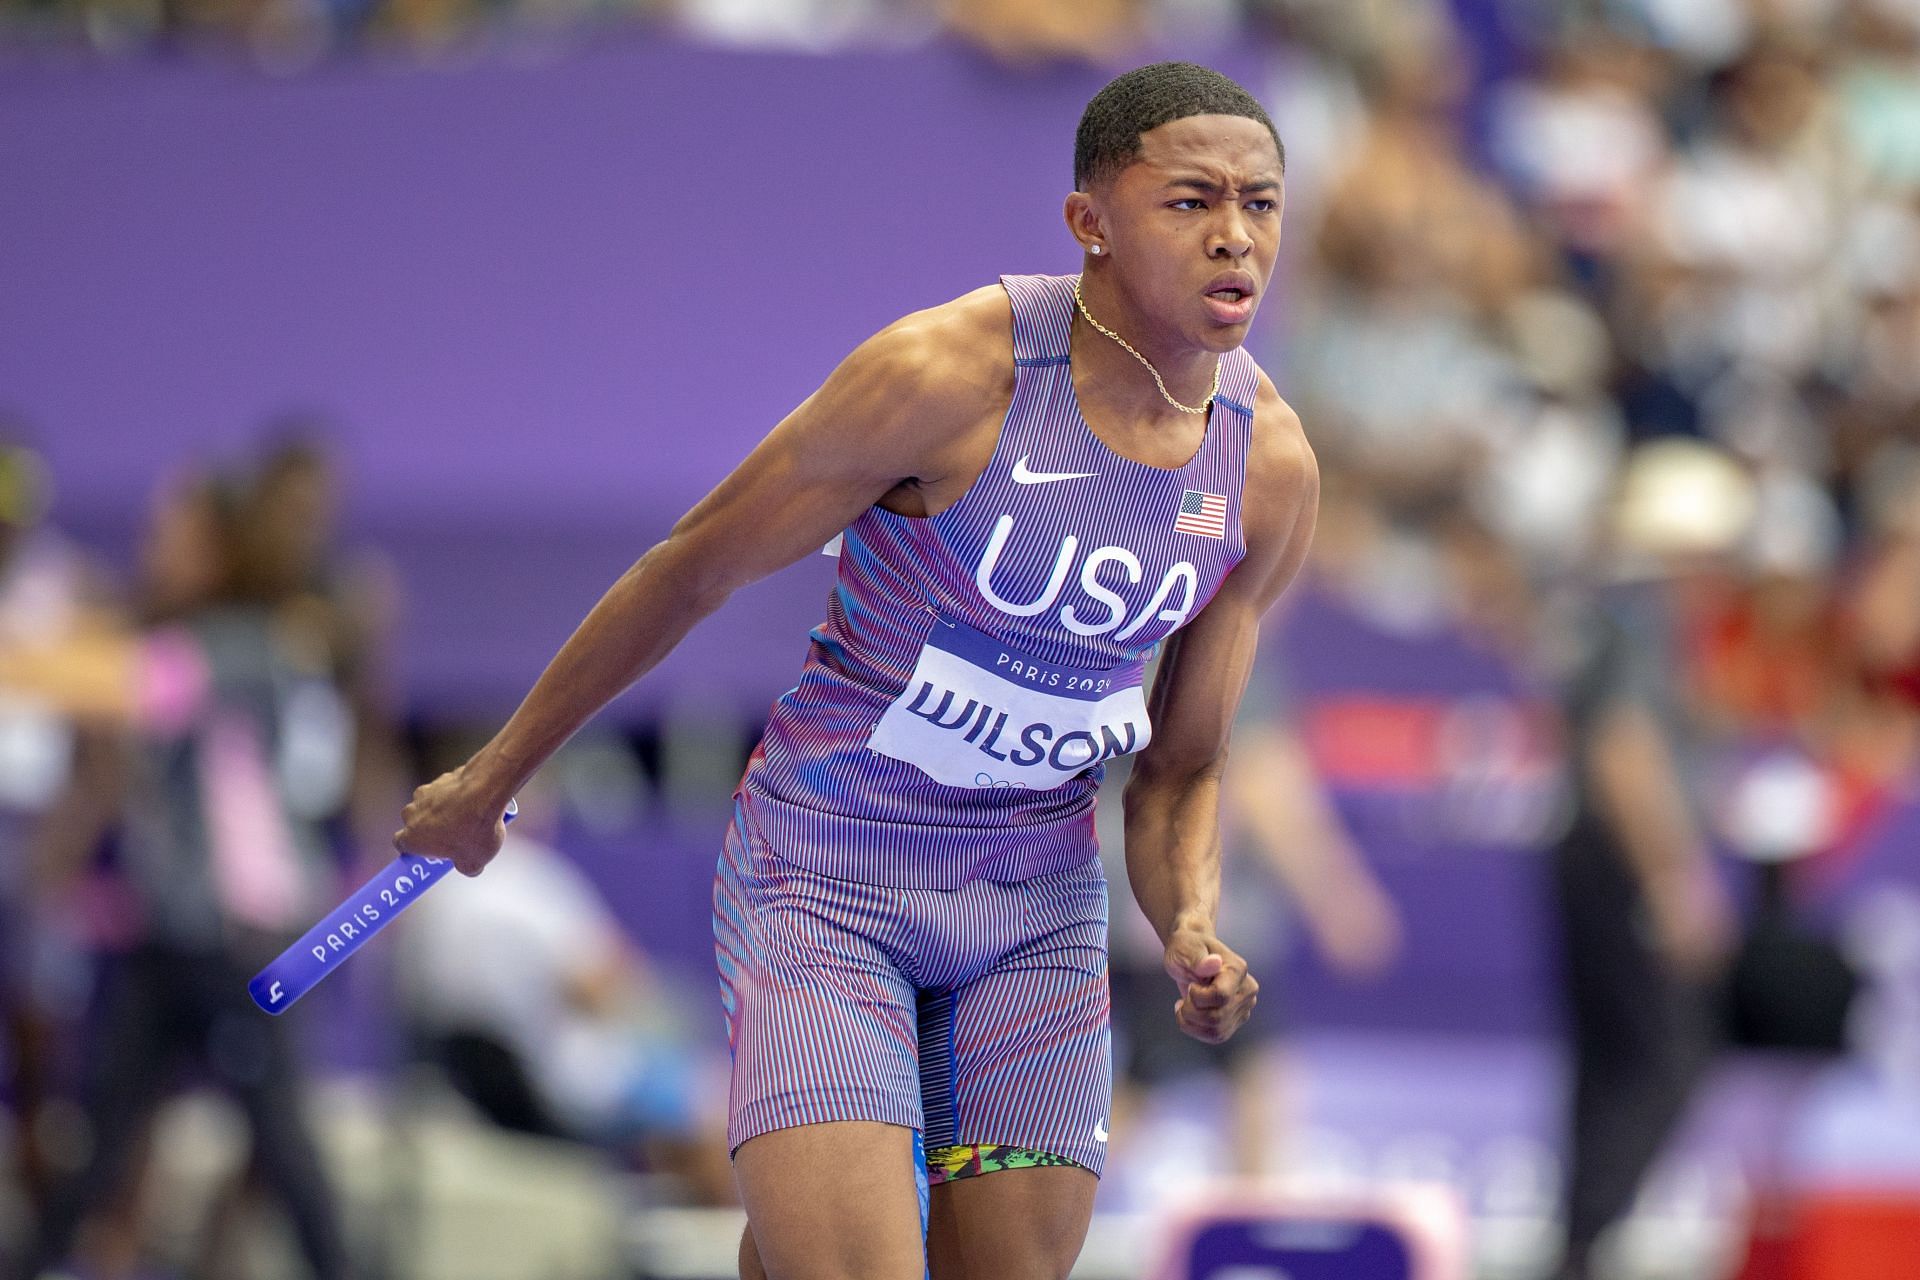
xmin=1544 ymin=440 xmax=1748 ymax=1280
xmin=670 ymin=0 xmax=915 ymax=50
xmin=1835 ymin=447 xmax=1920 ymax=788
xmin=1835 ymin=0 xmax=1920 ymax=196
xmin=245 ymin=432 xmax=408 ymax=868
xmin=1489 ymin=33 xmax=1673 ymax=272
xmin=1288 ymin=27 xmax=1539 ymax=519
xmin=12 ymin=471 xmax=351 ymax=1280
xmin=939 ymin=0 xmax=1142 ymax=64
xmin=1689 ymin=467 xmax=1847 ymax=738
xmin=1472 ymin=288 xmax=1629 ymax=577
xmin=0 ymin=440 xmax=118 ymax=1229
xmin=1648 ymin=42 xmax=1852 ymax=389
xmin=397 ymin=791 xmax=735 ymax=1205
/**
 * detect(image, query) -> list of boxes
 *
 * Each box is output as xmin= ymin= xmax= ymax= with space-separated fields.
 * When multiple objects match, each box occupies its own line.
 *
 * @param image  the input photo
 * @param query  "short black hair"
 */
xmin=1074 ymin=62 xmax=1283 ymax=191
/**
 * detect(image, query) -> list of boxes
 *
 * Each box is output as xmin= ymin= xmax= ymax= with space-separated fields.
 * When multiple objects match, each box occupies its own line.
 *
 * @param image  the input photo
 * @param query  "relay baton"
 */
xmin=248 ymin=799 xmax=517 ymax=1015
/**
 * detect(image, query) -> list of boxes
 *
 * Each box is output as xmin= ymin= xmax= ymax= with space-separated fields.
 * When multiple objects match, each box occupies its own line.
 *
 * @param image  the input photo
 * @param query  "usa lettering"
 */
xmin=975 ymin=515 xmax=1198 ymax=642
xmin=904 ymin=681 xmax=1140 ymax=770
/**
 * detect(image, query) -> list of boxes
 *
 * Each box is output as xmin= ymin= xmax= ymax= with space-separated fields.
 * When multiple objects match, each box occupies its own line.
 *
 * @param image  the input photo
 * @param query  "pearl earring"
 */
xmin=1090 ymin=244 xmax=1102 ymax=255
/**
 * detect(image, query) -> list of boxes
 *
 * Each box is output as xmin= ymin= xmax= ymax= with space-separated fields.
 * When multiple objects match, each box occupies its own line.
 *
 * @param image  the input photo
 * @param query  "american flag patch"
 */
xmin=1174 ymin=489 xmax=1227 ymax=539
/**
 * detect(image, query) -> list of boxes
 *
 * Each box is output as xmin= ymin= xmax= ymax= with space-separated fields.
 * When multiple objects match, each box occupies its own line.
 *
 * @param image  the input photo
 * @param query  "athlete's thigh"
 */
xmin=715 ymin=802 xmax=925 ymax=1152
xmin=931 ymin=858 xmax=1113 ymax=1177
xmin=735 ymin=1121 xmax=925 ymax=1280
xmin=926 ymin=1162 xmax=1097 ymax=1280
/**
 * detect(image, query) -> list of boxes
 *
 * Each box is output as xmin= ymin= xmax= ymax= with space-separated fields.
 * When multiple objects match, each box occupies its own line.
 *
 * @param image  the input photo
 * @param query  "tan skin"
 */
xmin=396 ymin=114 xmax=1312 ymax=1280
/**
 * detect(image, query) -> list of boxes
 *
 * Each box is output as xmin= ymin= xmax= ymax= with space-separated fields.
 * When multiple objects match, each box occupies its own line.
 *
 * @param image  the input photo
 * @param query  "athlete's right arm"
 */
xmin=395 ymin=290 xmax=1013 ymax=874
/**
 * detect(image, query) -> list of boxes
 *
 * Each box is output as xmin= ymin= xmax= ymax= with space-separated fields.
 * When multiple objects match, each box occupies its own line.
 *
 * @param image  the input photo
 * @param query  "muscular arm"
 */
xmin=400 ymin=289 xmax=1014 ymax=872
xmin=1123 ymin=380 xmax=1319 ymax=1041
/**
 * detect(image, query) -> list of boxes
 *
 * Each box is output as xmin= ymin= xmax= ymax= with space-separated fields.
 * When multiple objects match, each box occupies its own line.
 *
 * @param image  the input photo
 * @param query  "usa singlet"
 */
xmin=716 ymin=273 xmax=1262 ymax=1176
xmin=737 ymin=273 xmax=1259 ymax=888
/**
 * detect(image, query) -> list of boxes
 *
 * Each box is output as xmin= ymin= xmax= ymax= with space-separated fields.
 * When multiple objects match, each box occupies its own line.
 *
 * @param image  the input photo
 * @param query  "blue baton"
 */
xmin=249 ymin=799 xmax=516 ymax=1014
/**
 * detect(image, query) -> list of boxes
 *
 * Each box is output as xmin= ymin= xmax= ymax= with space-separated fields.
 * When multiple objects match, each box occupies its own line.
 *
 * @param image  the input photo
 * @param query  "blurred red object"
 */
xmin=1733 ymin=1190 xmax=1920 ymax=1280
xmin=1688 ymin=585 xmax=1843 ymax=735
xmin=1888 ymin=653 xmax=1920 ymax=711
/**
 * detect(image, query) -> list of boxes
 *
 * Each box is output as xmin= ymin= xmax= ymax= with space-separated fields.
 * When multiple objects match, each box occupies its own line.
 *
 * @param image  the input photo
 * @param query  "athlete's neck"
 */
xmin=1071 ymin=273 xmax=1220 ymax=418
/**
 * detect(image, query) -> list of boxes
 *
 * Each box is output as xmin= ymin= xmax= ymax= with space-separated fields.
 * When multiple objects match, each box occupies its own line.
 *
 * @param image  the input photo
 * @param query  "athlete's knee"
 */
xmin=929 ymin=1226 xmax=1083 ymax=1280
xmin=739 ymin=1224 xmax=768 ymax=1280
xmin=748 ymin=1232 xmax=922 ymax=1280
xmin=1010 ymin=1215 xmax=1091 ymax=1280
xmin=995 ymin=1232 xmax=1084 ymax=1280
xmin=927 ymin=1165 xmax=1095 ymax=1280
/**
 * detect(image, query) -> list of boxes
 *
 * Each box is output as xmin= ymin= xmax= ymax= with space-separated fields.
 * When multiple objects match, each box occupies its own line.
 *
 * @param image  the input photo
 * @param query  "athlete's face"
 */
xmin=1075 ymin=114 xmax=1284 ymax=354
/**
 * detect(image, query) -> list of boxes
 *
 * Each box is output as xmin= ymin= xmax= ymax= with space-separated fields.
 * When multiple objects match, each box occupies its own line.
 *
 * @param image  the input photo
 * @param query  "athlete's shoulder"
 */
xmin=1246 ymin=366 xmax=1315 ymax=487
xmin=894 ymin=283 xmax=1015 ymax=347
xmin=1213 ymin=367 xmax=1316 ymax=602
xmin=852 ymin=285 xmax=1014 ymax=413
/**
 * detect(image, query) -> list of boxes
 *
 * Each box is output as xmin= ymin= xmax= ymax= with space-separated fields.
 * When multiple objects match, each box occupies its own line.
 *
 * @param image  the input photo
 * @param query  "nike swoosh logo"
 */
xmin=1012 ymin=456 xmax=1099 ymax=485
xmin=1093 ymin=1118 xmax=1109 ymax=1143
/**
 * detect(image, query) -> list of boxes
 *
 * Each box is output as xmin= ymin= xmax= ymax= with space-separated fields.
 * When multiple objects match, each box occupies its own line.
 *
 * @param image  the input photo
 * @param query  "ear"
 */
xmin=1063 ymin=191 xmax=1106 ymax=257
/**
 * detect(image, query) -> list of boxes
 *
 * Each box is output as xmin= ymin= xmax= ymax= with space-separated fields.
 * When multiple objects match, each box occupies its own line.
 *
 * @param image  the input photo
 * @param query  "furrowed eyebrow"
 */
xmin=1166 ymin=176 xmax=1281 ymax=196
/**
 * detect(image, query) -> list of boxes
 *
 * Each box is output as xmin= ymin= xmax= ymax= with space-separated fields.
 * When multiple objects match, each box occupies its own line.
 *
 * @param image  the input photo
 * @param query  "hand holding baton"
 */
xmin=249 ymin=798 xmax=517 ymax=1014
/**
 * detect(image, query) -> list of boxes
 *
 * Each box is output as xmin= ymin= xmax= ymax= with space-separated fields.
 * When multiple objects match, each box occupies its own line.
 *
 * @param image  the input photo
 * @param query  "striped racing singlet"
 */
xmin=738 ymin=273 xmax=1259 ymax=888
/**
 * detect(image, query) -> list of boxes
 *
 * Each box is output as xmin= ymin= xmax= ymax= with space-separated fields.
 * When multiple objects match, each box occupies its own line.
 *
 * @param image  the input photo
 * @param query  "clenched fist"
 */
xmin=393 ymin=768 xmax=513 ymax=878
xmin=1164 ymin=927 xmax=1259 ymax=1044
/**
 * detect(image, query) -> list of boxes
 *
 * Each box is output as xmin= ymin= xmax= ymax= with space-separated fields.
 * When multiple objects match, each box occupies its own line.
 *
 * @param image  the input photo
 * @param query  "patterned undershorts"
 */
xmin=925 ymin=1142 xmax=1088 ymax=1186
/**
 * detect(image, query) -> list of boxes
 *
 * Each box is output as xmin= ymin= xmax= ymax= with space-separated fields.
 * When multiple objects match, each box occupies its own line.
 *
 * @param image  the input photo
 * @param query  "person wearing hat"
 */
xmin=1547 ymin=439 xmax=1748 ymax=1280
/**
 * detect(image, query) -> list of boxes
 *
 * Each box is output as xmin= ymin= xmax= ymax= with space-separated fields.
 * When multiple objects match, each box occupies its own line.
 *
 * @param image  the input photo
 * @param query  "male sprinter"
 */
xmin=396 ymin=62 xmax=1315 ymax=1280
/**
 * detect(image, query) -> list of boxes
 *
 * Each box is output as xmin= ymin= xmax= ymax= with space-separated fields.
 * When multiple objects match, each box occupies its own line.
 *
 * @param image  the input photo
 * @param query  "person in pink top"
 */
xmin=396 ymin=61 xmax=1318 ymax=1280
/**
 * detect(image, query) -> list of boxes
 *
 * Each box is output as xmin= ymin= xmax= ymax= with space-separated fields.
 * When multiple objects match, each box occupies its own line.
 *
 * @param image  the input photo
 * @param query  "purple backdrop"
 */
xmin=5 ymin=39 xmax=1112 ymax=519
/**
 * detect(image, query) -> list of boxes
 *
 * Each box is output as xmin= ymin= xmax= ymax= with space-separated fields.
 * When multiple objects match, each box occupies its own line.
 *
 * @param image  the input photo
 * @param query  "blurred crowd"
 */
xmin=0 ymin=0 xmax=1220 ymax=69
xmin=0 ymin=437 xmax=391 ymax=1278
xmin=1265 ymin=3 xmax=1920 ymax=1274
xmin=0 ymin=439 xmax=730 ymax=1279
xmin=1274 ymin=0 xmax=1920 ymax=1040
xmin=5 ymin=1 xmax=1920 ymax=1278
xmin=1279 ymin=0 xmax=1920 ymax=763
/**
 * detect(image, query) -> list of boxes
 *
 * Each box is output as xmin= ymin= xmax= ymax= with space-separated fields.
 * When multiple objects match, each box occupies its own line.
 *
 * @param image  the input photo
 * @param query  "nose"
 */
xmin=1208 ymin=211 xmax=1253 ymax=260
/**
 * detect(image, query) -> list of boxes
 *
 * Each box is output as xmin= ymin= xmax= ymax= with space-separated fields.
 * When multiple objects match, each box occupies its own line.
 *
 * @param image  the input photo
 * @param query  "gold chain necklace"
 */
xmin=1073 ymin=276 xmax=1219 ymax=416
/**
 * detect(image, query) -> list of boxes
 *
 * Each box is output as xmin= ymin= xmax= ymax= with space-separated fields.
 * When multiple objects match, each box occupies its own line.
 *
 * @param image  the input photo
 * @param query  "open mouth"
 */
xmin=1203 ymin=282 xmax=1257 ymax=322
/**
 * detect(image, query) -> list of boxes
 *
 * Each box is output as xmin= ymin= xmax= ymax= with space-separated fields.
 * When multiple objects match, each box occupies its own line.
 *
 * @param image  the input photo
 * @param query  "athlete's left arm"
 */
xmin=1122 ymin=378 xmax=1319 ymax=1044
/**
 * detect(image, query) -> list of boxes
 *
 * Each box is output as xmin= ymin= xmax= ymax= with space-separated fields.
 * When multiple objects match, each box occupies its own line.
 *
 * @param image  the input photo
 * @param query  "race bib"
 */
xmin=867 ymin=615 xmax=1151 ymax=790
